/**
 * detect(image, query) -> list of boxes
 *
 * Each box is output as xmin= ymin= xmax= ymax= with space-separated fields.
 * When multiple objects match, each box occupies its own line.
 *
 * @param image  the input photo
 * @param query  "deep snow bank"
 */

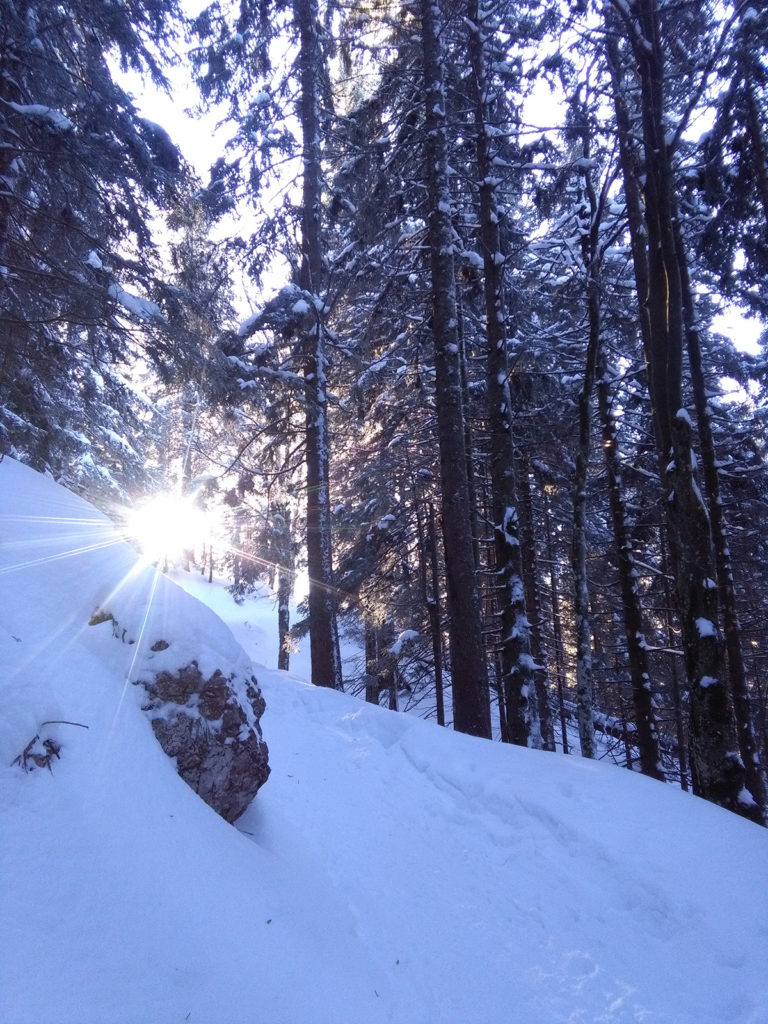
xmin=0 ymin=458 xmax=392 ymax=1024
xmin=2 ymin=458 xmax=767 ymax=1024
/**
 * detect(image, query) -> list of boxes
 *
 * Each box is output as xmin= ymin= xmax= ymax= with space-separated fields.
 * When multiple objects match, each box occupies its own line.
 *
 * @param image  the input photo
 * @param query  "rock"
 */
xmin=140 ymin=662 xmax=269 ymax=823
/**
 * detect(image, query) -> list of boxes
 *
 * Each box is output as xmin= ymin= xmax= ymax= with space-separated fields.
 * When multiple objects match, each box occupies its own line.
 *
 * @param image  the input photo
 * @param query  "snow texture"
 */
xmin=6 ymin=100 xmax=73 ymax=131
xmin=676 ymin=407 xmax=693 ymax=427
xmin=696 ymin=617 xmax=717 ymax=638
xmin=390 ymin=629 xmax=419 ymax=656
xmin=108 ymin=283 xmax=162 ymax=321
xmin=2 ymin=460 xmax=768 ymax=1024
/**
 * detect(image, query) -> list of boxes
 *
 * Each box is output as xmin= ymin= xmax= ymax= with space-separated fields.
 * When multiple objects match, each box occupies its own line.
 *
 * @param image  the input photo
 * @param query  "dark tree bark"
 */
xmin=413 ymin=484 xmax=446 ymax=726
xmin=466 ymin=0 xmax=535 ymax=747
xmin=671 ymin=213 xmax=767 ymax=816
xmin=596 ymin=348 xmax=664 ymax=780
xmin=364 ymin=622 xmax=380 ymax=705
xmin=420 ymin=0 xmax=491 ymax=738
xmin=605 ymin=0 xmax=760 ymax=821
xmin=661 ymin=531 xmax=690 ymax=791
xmin=571 ymin=291 xmax=598 ymax=761
xmin=275 ymin=506 xmax=294 ymax=672
xmin=569 ymin=135 xmax=601 ymax=762
xmin=296 ymin=0 xmax=342 ymax=690
xmin=517 ymin=452 xmax=556 ymax=750
xmin=427 ymin=501 xmax=446 ymax=728
xmin=456 ymin=295 xmax=482 ymax=574
xmin=542 ymin=491 xmax=570 ymax=755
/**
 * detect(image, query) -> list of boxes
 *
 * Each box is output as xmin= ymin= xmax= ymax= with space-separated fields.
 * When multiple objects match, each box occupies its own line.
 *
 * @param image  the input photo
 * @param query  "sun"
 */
xmin=125 ymin=493 xmax=208 ymax=564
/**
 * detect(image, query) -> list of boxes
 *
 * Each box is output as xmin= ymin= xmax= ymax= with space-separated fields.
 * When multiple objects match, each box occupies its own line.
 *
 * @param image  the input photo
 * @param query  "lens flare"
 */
xmin=126 ymin=494 xmax=207 ymax=563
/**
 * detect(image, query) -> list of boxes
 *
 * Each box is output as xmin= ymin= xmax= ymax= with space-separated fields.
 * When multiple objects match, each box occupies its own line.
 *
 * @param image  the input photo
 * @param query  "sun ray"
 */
xmin=100 ymin=565 xmax=163 ymax=765
xmin=0 ymin=534 xmax=127 ymax=577
xmin=215 ymin=542 xmax=349 ymax=603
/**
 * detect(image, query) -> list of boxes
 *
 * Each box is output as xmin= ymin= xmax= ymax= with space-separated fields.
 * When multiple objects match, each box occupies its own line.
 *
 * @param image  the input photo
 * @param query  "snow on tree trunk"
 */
xmin=596 ymin=348 xmax=664 ymax=780
xmin=516 ymin=451 xmax=556 ymax=751
xmin=295 ymin=0 xmax=342 ymax=690
xmin=605 ymin=0 xmax=760 ymax=821
xmin=466 ymin=0 xmax=536 ymax=748
xmin=415 ymin=495 xmax=446 ymax=727
xmin=275 ymin=505 xmax=294 ymax=673
xmin=571 ymin=310 xmax=598 ymax=762
xmin=671 ymin=212 xmax=766 ymax=820
xmin=543 ymin=494 xmax=570 ymax=755
xmin=569 ymin=121 xmax=602 ymax=762
xmin=420 ymin=0 xmax=491 ymax=739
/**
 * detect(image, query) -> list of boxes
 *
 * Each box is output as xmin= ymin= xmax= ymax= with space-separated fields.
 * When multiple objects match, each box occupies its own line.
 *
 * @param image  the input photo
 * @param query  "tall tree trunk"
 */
xmin=296 ymin=0 xmax=342 ymax=690
xmin=456 ymin=293 xmax=482 ymax=573
xmin=605 ymin=0 xmax=758 ymax=820
xmin=517 ymin=451 xmax=556 ymax=750
xmin=427 ymin=501 xmax=446 ymax=727
xmin=659 ymin=529 xmax=690 ymax=790
xmin=364 ymin=622 xmax=380 ymax=705
xmin=570 ymin=133 xmax=601 ymax=760
xmin=571 ymin=303 xmax=598 ymax=761
xmin=744 ymin=78 xmax=768 ymax=230
xmin=0 ymin=28 xmax=24 ymax=278
xmin=466 ymin=0 xmax=534 ymax=746
xmin=413 ymin=482 xmax=445 ymax=724
xmin=420 ymin=0 xmax=491 ymax=738
xmin=543 ymin=493 xmax=570 ymax=755
xmin=672 ymin=212 xmax=766 ymax=818
xmin=275 ymin=506 xmax=294 ymax=672
xmin=596 ymin=348 xmax=664 ymax=780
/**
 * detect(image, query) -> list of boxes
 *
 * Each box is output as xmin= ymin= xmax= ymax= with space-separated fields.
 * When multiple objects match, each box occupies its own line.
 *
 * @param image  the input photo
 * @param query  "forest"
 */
xmin=1 ymin=0 xmax=767 ymax=825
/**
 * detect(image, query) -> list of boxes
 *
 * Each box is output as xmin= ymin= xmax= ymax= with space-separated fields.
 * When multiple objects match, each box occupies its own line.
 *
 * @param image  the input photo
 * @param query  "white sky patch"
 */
xmin=712 ymin=308 xmax=764 ymax=356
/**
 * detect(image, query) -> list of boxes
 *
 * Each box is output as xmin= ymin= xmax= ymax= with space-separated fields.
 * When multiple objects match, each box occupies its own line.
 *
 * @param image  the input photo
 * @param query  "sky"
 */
xmin=1 ymin=456 xmax=767 ymax=1024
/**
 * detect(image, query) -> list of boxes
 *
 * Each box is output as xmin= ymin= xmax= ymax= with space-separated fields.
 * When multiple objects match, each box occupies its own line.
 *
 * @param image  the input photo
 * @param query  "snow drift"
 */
xmin=1 ymin=457 xmax=767 ymax=1024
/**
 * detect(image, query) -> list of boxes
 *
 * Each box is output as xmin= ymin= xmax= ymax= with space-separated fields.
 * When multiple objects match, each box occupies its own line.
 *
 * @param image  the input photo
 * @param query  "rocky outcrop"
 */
xmin=139 ymin=662 xmax=270 ymax=823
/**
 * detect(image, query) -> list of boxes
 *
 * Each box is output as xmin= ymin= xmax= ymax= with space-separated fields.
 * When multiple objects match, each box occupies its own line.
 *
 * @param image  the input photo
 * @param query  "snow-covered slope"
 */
xmin=1 ymin=458 xmax=767 ymax=1024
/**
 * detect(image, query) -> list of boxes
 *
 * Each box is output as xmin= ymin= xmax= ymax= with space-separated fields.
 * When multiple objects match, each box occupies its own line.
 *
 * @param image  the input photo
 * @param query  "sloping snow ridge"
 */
xmin=1 ymin=457 xmax=767 ymax=1024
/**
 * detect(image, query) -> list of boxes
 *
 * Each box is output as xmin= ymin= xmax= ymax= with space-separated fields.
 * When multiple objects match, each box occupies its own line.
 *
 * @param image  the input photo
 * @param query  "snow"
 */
xmin=572 ymin=157 xmax=597 ymax=170
xmin=696 ymin=617 xmax=717 ymax=638
xmin=2 ymin=459 xmax=768 ymax=1024
xmin=6 ymin=100 xmax=73 ymax=132
xmin=237 ymin=309 xmax=261 ymax=337
xmin=108 ymin=283 xmax=162 ymax=321
xmin=676 ymin=407 xmax=693 ymax=427
xmin=462 ymin=249 xmax=485 ymax=269
xmin=390 ymin=629 xmax=419 ymax=656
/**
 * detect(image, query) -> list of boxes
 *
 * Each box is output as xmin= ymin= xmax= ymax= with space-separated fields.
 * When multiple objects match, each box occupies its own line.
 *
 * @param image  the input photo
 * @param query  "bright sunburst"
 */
xmin=125 ymin=493 xmax=208 ymax=564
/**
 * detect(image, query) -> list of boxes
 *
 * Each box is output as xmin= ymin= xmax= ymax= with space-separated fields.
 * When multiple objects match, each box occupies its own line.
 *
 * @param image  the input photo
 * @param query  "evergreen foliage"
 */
xmin=2 ymin=0 xmax=767 ymax=822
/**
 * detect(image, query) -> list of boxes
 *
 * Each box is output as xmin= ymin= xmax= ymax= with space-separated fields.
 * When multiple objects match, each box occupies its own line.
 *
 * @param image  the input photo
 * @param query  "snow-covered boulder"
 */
xmin=95 ymin=571 xmax=272 ymax=823
xmin=140 ymin=660 xmax=269 ymax=823
xmin=0 ymin=457 xmax=270 ymax=825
